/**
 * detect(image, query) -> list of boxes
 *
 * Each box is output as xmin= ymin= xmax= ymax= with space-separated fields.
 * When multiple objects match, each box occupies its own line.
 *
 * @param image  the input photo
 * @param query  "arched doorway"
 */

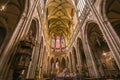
xmin=87 ymin=22 xmax=119 ymax=77
xmin=104 ymin=0 xmax=120 ymax=37
xmin=61 ymin=57 xmax=66 ymax=70
xmin=77 ymin=38 xmax=88 ymax=77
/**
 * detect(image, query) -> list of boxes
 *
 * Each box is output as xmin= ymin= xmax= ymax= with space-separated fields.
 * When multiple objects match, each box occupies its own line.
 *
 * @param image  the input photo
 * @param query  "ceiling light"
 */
xmin=0 ymin=0 xmax=10 ymax=11
xmin=0 ymin=5 xmax=6 ymax=11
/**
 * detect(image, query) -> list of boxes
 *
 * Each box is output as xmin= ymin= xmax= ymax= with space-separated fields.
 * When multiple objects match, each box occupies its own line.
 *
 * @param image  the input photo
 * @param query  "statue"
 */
xmin=55 ymin=62 xmax=59 ymax=73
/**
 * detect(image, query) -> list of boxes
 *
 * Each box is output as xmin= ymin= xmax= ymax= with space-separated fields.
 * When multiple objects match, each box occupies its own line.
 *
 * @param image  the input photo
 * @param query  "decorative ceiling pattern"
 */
xmin=0 ymin=0 xmax=25 ymax=31
xmin=45 ymin=0 xmax=75 ymax=46
xmin=106 ymin=0 xmax=120 ymax=37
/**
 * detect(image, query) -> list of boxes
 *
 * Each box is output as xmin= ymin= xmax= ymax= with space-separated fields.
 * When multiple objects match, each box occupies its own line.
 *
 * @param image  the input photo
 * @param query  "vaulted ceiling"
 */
xmin=0 ymin=0 xmax=26 ymax=31
xmin=45 ymin=0 xmax=76 ymax=46
xmin=106 ymin=0 xmax=120 ymax=37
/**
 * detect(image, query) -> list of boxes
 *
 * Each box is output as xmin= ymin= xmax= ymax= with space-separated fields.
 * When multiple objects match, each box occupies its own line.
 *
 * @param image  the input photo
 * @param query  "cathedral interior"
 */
xmin=0 ymin=0 xmax=120 ymax=80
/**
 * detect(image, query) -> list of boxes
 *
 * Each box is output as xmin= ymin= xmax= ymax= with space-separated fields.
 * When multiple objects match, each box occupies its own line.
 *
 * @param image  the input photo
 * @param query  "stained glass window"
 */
xmin=51 ymin=38 xmax=55 ymax=48
xmin=51 ymin=36 xmax=66 ymax=52
xmin=61 ymin=37 xmax=65 ymax=48
xmin=56 ymin=36 xmax=60 ymax=49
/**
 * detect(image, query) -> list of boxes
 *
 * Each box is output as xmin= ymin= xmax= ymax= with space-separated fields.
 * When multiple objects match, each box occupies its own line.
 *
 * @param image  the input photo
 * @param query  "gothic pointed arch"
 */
xmin=86 ymin=22 xmax=119 ymax=77
xmin=0 ymin=0 xmax=29 ymax=54
xmin=44 ymin=0 xmax=76 ymax=51
xmin=77 ymin=37 xmax=88 ymax=76
xmin=77 ymin=37 xmax=87 ymax=64
xmin=51 ymin=57 xmax=54 ymax=65
xmin=61 ymin=57 xmax=66 ymax=69
xmin=101 ymin=0 xmax=120 ymax=37
xmin=0 ymin=0 xmax=29 ymax=32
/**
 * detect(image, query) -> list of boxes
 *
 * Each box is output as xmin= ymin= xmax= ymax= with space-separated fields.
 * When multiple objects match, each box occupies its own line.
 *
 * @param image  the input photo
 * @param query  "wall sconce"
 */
xmin=0 ymin=5 xmax=6 ymax=11
xmin=102 ymin=52 xmax=107 ymax=57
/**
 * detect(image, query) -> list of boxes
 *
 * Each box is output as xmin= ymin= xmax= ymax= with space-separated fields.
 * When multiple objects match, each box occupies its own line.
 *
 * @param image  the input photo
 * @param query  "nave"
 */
xmin=0 ymin=0 xmax=120 ymax=80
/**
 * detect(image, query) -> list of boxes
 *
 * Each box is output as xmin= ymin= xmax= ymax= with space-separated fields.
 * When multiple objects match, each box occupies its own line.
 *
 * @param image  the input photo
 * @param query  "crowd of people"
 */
xmin=50 ymin=68 xmax=85 ymax=80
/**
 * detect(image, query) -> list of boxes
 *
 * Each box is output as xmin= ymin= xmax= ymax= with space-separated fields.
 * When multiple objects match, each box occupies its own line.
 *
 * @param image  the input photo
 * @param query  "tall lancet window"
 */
xmin=61 ymin=37 xmax=65 ymax=51
xmin=51 ymin=36 xmax=66 ymax=52
xmin=51 ymin=37 xmax=55 ymax=48
xmin=51 ymin=37 xmax=55 ymax=51
xmin=61 ymin=37 xmax=65 ymax=48
xmin=56 ymin=36 xmax=60 ymax=52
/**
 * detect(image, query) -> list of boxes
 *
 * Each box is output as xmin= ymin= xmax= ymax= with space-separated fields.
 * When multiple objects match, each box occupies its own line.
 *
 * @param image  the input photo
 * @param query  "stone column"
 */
xmin=76 ymin=44 xmax=82 ymax=71
xmin=82 ymin=19 xmax=100 ymax=78
xmin=38 ymin=46 xmax=43 ymax=78
xmin=71 ymin=52 xmax=76 ymax=73
xmin=0 ymin=12 xmax=27 ymax=80
xmin=86 ymin=0 xmax=120 ymax=69
xmin=39 ymin=46 xmax=44 ymax=77
xmin=0 ymin=0 xmax=40 ymax=80
xmin=27 ymin=43 xmax=40 ymax=78
xmin=68 ymin=53 xmax=72 ymax=73
xmin=82 ymin=38 xmax=100 ymax=77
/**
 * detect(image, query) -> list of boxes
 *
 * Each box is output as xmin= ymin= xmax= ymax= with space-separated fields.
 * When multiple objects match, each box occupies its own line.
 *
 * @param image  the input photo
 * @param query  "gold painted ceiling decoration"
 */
xmin=45 ymin=0 xmax=75 ymax=46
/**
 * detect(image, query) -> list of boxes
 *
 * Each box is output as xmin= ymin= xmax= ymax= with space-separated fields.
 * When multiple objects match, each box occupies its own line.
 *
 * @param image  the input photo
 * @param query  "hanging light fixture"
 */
xmin=0 ymin=0 xmax=9 ymax=11
xmin=0 ymin=5 xmax=6 ymax=11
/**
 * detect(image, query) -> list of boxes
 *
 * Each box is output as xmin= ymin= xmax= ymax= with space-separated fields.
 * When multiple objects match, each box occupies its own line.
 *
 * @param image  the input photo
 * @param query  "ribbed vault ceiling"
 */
xmin=45 ymin=0 xmax=75 ymax=46
xmin=0 ymin=0 xmax=25 ymax=31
